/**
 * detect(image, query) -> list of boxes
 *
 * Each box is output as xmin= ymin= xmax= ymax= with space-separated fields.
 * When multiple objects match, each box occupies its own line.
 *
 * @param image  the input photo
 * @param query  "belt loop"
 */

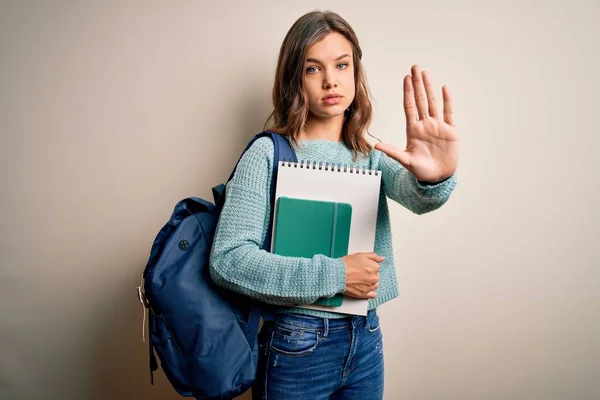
xmin=323 ymin=318 xmax=329 ymax=338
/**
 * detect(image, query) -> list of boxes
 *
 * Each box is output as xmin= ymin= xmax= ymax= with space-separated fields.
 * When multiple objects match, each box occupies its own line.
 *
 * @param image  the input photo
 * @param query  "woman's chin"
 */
xmin=311 ymin=107 xmax=347 ymax=119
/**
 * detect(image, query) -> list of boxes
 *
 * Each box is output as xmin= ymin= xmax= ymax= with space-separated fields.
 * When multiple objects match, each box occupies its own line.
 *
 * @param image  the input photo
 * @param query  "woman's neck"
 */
xmin=298 ymin=113 xmax=344 ymax=142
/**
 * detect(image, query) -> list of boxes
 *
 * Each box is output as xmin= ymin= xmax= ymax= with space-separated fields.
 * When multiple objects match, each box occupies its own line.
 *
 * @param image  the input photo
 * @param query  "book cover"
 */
xmin=272 ymin=196 xmax=352 ymax=307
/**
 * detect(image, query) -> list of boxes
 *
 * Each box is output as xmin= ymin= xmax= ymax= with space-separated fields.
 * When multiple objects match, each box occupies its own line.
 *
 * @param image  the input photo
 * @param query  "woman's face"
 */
xmin=303 ymin=32 xmax=356 ymax=121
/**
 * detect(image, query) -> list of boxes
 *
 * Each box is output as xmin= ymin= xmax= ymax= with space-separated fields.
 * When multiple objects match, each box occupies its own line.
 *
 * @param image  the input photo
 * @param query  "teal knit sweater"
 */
xmin=209 ymin=138 xmax=457 ymax=318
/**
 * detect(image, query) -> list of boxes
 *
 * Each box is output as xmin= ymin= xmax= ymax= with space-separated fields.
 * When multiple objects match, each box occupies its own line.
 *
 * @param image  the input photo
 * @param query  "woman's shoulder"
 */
xmin=247 ymin=136 xmax=275 ymax=157
xmin=229 ymin=135 xmax=276 ymax=183
xmin=237 ymin=136 xmax=275 ymax=168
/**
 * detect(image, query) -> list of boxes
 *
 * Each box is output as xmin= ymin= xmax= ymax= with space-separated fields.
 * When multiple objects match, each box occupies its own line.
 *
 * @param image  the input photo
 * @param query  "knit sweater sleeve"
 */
xmin=209 ymin=137 xmax=347 ymax=305
xmin=374 ymin=150 xmax=457 ymax=215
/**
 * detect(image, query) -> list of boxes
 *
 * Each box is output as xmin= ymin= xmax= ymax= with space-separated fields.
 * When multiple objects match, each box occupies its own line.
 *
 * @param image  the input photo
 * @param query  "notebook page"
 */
xmin=272 ymin=161 xmax=382 ymax=316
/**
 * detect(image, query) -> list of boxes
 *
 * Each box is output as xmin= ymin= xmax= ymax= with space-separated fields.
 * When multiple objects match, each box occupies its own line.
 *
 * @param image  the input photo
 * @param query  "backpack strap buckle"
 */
xmin=137 ymin=275 xmax=152 ymax=343
xmin=137 ymin=285 xmax=149 ymax=308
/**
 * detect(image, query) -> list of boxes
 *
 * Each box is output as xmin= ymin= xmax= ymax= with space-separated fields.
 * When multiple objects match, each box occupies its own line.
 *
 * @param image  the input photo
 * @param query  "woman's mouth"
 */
xmin=323 ymin=95 xmax=342 ymax=105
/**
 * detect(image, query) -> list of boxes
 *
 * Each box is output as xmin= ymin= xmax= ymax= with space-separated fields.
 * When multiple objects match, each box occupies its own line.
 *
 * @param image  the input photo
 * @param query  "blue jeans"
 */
xmin=252 ymin=309 xmax=384 ymax=400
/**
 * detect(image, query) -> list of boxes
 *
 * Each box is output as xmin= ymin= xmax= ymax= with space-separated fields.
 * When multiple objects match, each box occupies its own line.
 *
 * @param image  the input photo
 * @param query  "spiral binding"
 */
xmin=279 ymin=160 xmax=380 ymax=176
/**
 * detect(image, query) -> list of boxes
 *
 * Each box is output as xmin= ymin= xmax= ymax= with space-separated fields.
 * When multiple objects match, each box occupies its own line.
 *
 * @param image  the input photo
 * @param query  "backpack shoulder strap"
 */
xmin=259 ymin=131 xmax=296 ymax=251
xmin=223 ymin=131 xmax=297 ymax=327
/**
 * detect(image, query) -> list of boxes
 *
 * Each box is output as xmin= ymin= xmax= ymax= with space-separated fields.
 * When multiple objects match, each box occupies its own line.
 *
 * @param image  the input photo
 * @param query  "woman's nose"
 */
xmin=322 ymin=70 xmax=338 ymax=89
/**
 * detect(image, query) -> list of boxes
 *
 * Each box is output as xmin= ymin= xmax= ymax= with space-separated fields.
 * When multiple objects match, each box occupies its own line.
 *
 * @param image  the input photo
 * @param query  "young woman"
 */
xmin=209 ymin=10 xmax=459 ymax=400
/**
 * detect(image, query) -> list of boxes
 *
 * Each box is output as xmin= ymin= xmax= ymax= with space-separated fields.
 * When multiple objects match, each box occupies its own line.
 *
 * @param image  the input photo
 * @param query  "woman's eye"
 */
xmin=338 ymin=63 xmax=349 ymax=70
xmin=306 ymin=66 xmax=319 ymax=73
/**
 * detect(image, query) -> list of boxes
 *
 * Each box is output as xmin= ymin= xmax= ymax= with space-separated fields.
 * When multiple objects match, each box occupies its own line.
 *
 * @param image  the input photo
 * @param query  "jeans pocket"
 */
xmin=367 ymin=312 xmax=381 ymax=333
xmin=269 ymin=323 xmax=321 ymax=357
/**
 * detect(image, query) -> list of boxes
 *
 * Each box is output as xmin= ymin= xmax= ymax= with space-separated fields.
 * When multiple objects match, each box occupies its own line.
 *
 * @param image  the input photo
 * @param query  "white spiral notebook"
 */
xmin=272 ymin=160 xmax=382 ymax=316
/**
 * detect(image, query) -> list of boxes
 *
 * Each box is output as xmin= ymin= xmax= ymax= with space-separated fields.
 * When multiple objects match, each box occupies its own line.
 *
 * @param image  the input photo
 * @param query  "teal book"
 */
xmin=272 ymin=196 xmax=352 ymax=307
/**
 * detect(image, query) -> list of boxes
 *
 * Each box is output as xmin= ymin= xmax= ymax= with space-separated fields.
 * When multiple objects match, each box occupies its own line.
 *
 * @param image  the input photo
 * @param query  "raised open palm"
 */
xmin=374 ymin=65 xmax=459 ymax=183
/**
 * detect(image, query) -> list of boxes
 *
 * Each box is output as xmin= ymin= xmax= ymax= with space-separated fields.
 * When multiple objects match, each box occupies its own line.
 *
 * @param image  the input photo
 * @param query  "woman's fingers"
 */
xmin=422 ymin=70 xmax=439 ymax=119
xmin=442 ymin=85 xmax=454 ymax=126
xmin=403 ymin=75 xmax=417 ymax=123
xmin=411 ymin=64 xmax=429 ymax=120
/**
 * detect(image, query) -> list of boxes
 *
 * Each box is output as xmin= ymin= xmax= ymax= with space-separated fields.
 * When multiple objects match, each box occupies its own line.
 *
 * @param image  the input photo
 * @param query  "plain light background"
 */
xmin=1 ymin=1 xmax=598 ymax=399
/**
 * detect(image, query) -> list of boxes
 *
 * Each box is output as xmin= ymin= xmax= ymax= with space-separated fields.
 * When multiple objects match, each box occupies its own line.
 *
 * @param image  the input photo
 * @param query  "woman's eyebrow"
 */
xmin=305 ymin=53 xmax=351 ymax=63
